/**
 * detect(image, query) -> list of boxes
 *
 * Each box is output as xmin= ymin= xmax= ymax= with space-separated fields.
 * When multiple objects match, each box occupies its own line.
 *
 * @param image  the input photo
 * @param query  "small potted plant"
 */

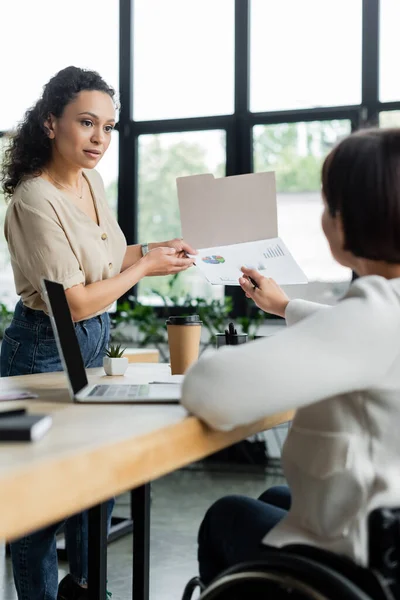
xmin=103 ymin=343 xmax=129 ymax=376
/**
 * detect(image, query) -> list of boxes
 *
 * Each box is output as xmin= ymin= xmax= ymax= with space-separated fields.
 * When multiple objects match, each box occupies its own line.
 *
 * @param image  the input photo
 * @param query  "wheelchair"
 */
xmin=182 ymin=508 xmax=400 ymax=600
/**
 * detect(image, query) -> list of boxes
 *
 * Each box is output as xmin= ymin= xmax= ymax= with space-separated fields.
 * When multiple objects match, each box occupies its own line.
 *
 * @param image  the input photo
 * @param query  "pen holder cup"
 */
xmin=215 ymin=333 xmax=248 ymax=348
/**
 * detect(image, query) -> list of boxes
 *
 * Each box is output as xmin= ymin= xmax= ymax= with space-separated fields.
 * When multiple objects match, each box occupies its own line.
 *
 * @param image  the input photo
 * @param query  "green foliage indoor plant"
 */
xmin=103 ymin=343 xmax=128 ymax=376
xmin=0 ymin=302 xmax=14 ymax=340
xmin=110 ymin=274 xmax=268 ymax=360
xmin=105 ymin=343 xmax=126 ymax=358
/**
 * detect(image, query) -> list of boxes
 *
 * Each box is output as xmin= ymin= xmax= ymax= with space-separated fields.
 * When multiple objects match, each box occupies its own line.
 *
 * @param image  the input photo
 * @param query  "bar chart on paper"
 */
xmin=263 ymin=244 xmax=285 ymax=259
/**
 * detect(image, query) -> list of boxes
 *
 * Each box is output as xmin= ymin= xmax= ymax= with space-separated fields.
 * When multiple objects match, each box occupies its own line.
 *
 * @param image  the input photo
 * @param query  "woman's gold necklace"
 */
xmin=45 ymin=170 xmax=84 ymax=200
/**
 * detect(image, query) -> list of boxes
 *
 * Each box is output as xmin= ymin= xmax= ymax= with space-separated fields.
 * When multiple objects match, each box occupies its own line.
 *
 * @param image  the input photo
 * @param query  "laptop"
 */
xmin=42 ymin=279 xmax=181 ymax=404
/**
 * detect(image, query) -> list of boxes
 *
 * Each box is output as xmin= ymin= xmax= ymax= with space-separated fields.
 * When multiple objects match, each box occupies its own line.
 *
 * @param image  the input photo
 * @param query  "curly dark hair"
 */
xmin=1 ymin=66 xmax=116 ymax=198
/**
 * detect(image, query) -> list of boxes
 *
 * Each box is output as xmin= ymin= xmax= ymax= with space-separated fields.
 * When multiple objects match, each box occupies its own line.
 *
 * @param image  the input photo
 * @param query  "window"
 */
xmin=0 ymin=0 xmax=119 ymax=307
xmin=137 ymin=130 xmax=226 ymax=303
xmin=0 ymin=136 xmax=18 ymax=308
xmin=379 ymin=111 xmax=400 ymax=128
xmin=253 ymin=120 xmax=352 ymax=302
xmin=0 ymin=0 xmax=119 ymax=131
xmin=380 ymin=0 xmax=400 ymax=103
xmin=133 ymin=0 xmax=234 ymax=121
xmin=250 ymin=0 xmax=362 ymax=113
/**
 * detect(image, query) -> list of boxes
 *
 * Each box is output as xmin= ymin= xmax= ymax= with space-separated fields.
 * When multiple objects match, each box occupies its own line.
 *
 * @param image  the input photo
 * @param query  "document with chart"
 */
xmin=191 ymin=237 xmax=307 ymax=286
xmin=177 ymin=171 xmax=308 ymax=286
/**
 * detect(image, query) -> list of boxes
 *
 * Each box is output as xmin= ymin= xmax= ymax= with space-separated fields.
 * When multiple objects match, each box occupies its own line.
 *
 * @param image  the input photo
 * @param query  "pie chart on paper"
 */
xmin=202 ymin=255 xmax=226 ymax=265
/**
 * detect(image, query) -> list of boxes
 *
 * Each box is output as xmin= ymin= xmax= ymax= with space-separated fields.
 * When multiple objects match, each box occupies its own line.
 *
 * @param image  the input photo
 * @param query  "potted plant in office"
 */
xmin=103 ymin=343 xmax=129 ymax=376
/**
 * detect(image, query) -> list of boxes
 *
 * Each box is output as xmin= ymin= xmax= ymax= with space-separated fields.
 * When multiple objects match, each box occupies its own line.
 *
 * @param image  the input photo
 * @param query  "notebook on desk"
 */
xmin=42 ymin=279 xmax=181 ymax=404
xmin=0 ymin=413 xmax=52 ymax=442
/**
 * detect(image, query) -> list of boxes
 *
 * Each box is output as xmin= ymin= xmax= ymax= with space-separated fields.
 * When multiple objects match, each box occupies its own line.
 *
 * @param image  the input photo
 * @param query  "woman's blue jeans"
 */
xmin=198 ymin=485 xmax=292 ymax=584
xmin=0 ymin=300 xmax=114 ymax=600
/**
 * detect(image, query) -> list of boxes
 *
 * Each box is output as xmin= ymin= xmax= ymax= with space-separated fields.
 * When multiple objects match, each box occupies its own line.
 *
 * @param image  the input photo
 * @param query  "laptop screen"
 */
xmin=42 ymin=279 xmax=88 ymax=396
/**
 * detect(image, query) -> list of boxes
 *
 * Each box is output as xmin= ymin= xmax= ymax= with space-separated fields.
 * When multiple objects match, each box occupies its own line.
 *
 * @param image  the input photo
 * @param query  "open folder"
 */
xmin=176 ymin=172 xmax=307 ymax=286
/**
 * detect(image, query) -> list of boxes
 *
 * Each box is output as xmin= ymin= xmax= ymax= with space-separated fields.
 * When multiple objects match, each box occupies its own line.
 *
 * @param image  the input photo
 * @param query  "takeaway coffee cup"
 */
xmin=166 ymin=315 xmax=202 ymax=374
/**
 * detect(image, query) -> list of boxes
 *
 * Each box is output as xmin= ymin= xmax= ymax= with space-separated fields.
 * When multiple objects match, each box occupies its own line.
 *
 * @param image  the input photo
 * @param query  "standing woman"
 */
xmin=1 ymin=66 xmax=195 ymax=600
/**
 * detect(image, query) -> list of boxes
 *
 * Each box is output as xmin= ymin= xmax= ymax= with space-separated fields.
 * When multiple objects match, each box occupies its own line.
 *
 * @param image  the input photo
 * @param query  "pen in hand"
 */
xmin=241 ymin=265 xmax=260 ymax=289
xmin=248 ymin=276 xmax=260 ymax=289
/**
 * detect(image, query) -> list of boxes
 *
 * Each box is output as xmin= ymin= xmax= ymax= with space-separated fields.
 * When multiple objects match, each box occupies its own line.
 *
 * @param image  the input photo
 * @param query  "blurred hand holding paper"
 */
xmin=177 ymin=172 xmax=307 ymax=285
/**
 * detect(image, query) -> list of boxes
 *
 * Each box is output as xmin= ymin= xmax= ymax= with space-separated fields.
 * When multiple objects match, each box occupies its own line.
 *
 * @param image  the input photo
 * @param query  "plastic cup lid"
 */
xmin=166 ymin=315 xmax=202 ymax=325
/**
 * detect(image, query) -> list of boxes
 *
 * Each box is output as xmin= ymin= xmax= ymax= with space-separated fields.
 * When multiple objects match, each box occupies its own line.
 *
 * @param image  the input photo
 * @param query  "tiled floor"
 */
xmin=0 ymin=465 xmax=285 ymax=600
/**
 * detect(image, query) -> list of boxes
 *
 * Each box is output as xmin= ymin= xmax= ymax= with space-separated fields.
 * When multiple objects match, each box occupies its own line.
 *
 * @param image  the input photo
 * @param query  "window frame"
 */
xmin=1 ymin=0 xmax=397 ymax=316
xmin=117 ymin=0 xmax=390 ymax=316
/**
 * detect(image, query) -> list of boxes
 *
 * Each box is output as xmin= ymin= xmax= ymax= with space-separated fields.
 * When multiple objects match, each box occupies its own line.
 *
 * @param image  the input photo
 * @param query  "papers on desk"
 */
xmin=177 ymin=171 xmax=308 ymax=286
xmin=149 ymin=375 xmax=184 ymax=385
xmin=0 ymin=390 xmax=38 ymax=402
xmin=191 ymin=237 xmax=307 ymax=286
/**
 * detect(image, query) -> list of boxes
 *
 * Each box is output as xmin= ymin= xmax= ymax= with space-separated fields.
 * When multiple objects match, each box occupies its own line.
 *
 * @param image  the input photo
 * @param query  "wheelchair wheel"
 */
xmin=199 ymin=552 xmax=375 ymax=600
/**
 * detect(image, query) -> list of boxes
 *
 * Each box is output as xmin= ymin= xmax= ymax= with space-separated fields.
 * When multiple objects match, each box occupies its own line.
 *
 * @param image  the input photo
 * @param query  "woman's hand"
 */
xmin=150 ymin=238 xmax=197 ymax=259
xmin=239 ymin=266 xmax=290 ymax=318
xmin=141 ymin=247 xmax=195 ymax=277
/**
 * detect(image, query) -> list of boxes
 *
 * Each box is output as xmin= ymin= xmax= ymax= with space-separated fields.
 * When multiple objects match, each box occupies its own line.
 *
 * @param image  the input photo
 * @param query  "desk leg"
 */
xmin=88 ymin=502 xmax=108 ymax=600
xmin=131 ymin=484 xmax=151 ymax=600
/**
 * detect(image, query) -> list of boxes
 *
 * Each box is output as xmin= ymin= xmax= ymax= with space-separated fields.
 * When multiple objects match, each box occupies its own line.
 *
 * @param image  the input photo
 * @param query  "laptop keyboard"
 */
xmin=88 ymin=384 xmax=149 ymax=398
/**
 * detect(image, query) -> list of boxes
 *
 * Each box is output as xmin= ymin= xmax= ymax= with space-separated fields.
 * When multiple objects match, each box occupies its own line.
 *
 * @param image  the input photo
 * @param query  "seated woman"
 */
xmin=181 ymin=127 xmax=400 ymax=585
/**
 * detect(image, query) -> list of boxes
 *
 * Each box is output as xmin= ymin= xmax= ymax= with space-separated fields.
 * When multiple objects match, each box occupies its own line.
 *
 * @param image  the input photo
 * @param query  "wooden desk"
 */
xmin=0 ymin=363 xmax=293 ymax=599
xmin=124 ymin=348 xmax=159 ymax=363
